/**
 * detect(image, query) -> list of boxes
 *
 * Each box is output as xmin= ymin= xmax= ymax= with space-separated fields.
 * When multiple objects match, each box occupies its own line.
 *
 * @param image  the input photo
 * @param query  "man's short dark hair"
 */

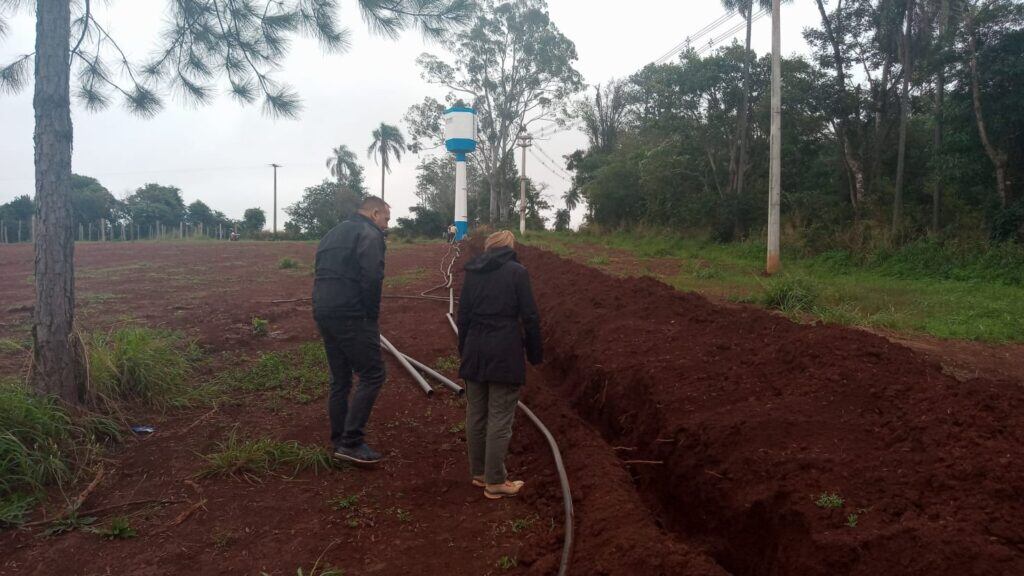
xmin=360 ymin=196 xmax=390 ymax=212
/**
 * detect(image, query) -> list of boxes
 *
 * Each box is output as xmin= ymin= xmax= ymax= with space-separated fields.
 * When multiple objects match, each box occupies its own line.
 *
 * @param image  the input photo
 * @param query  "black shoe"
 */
xmin=333 ymin=443 xmax=382 ymax=466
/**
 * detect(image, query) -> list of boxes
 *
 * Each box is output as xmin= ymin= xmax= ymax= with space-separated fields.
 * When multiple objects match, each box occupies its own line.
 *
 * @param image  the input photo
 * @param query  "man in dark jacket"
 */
xmin=313 ymin=196 xmax=390 ymax=465
xmin=457 ymin=230 xmax=543 ymax=498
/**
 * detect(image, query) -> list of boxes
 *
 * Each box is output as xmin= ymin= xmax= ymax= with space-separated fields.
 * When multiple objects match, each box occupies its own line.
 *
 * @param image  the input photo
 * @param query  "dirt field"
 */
xmin=1 ymin=239 xmax=1023 ymax=575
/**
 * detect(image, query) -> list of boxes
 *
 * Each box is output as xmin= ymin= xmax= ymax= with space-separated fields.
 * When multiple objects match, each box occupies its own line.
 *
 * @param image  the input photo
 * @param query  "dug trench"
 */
xmin=469 ymin=240 xmax=1024 ymax=576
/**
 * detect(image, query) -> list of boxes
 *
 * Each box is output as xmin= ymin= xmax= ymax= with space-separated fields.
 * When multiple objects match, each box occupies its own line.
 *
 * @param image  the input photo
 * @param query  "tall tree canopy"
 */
xmin=416 ymin=0 xmax=583 ymax=223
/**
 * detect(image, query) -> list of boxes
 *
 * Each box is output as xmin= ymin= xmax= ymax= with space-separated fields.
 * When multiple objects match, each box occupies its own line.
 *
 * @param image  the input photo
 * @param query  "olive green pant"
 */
xmin=465 ymin=380 xmax=521 ymax=485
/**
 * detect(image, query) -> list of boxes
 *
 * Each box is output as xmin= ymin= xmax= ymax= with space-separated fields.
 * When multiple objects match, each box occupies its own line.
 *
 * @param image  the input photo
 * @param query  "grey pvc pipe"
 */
xmin=380 ymin=335 xmax=434 ymax=397
xmin=399 ymin=353 xmax=465 ymax=397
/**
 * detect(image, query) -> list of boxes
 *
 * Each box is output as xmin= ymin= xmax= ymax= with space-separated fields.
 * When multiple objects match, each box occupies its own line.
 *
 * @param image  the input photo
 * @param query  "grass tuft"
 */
xmin=0 ymin=380 xmax=75 ymax=525
xmin=278 ymin=257 xmax=301 ymax=270
xmin=199 ymin=431 xmax=338 ymax=479
xmin=760 ymin=275 xmax=819 ymax=314
xmin=814 ymin=492 xmax=844 ymax=509
xmin=88 ymin=327 xmax=193 ymax=409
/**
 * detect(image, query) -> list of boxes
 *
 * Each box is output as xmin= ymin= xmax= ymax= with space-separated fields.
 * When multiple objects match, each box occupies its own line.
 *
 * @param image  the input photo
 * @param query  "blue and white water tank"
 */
xmin=444 ymin=106 xmax=476 ymax=240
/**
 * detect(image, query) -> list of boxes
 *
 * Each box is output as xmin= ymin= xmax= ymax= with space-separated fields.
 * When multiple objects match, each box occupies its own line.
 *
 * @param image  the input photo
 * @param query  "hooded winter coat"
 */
xmin=457 ymin=247 xmax=543 ymax=385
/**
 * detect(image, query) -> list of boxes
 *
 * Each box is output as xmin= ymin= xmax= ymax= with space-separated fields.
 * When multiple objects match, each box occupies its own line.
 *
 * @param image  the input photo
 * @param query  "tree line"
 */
xmin=564 ymin=0 xmax=1024 ymax=250
xmin=0 ymin=177 xmax=267 ymax=243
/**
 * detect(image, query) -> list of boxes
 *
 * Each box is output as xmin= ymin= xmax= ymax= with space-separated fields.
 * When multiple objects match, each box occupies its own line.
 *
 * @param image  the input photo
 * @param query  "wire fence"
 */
xmin=0 ymin=219 xmax=238 ymax=244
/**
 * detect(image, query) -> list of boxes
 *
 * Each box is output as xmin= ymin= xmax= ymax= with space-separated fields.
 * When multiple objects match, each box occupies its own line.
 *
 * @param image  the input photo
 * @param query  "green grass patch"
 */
xmin=211 ymin=342 xmax=327 ymax=404
xmin=759 ymin=275 xmax=820 ymax=314
xmin=0 ymin=379 xmax=75 ymax=526
xmin=528 ymin=231 xmax=1024 ymax=343
xmin=384 ymin=267 xmax=427 ymax=288
xmin=199 ymin=431 xmax=339 ymax=479
xmin=88 ymin=327 xmax=197 ymax=409
xmin=0 ymin=338 xmax=28 ymax=354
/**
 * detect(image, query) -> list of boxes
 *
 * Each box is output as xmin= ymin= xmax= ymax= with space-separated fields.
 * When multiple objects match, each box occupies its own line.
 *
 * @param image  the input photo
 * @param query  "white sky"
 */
xmin=0 ymin=1 xmax=823 ymax=228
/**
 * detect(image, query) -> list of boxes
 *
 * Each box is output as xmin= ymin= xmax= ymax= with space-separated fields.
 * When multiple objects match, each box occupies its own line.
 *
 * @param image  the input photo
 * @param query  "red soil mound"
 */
xmin=513 ymin=242 xmax=1024 ymax=575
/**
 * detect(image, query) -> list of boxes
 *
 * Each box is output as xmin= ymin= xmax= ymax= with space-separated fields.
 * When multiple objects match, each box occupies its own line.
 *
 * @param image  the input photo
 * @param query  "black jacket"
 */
xmin=312 ymin=213 xmax=387 ymax=319
xmin=457 ymin=247 xmax=543 ymax=385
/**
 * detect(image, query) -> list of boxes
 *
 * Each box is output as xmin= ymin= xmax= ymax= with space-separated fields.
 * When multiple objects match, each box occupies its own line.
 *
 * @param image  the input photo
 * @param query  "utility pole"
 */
xmin=517 ymin=131 xmax=533 ymax=235
xmin=270 ymin=163 xmax=281 ymax=236
xmin=766 ymin=0 xmax=782 ymax=275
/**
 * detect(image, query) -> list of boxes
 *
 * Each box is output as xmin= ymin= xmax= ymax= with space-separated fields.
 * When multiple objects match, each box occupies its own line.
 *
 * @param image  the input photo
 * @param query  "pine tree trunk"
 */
xmin=31 ymin=0 xmax=81 ymax=403
xmin=892 ymin=0 xmax=915 ymax=239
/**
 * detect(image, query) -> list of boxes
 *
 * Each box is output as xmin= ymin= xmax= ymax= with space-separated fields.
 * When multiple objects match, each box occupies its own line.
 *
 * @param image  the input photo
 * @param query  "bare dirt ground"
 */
xmin=0 ymin=241 xmax=562 ymax=575
xmin=1 ymin=238 xmax=1022 ymax=575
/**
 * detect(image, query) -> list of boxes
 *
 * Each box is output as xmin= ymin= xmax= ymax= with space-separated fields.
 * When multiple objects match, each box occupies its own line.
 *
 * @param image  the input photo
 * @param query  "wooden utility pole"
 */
xmin=270 ymin=163 xmax=281 ymax=235
xmin=766 ymin=0 xmax=782 ymax=275
xmin=517 ymin=131 xmax=532 ymax=235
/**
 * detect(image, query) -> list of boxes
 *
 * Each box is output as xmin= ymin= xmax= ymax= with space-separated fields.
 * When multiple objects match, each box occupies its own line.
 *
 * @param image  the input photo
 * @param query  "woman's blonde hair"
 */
xmin=484 ymin=230 xmax=515 ymax=252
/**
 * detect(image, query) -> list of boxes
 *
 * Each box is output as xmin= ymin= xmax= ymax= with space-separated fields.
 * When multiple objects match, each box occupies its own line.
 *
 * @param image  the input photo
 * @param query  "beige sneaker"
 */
xmin=484 ymin=480 xmax=525 ymax=499
xmin=471 ymin=475 xmax=486 ymax=488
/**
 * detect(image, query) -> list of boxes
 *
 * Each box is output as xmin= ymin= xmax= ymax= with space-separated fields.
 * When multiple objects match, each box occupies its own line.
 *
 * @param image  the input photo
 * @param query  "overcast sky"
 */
xmin=0 ymin=1 xmax=823 ymax=228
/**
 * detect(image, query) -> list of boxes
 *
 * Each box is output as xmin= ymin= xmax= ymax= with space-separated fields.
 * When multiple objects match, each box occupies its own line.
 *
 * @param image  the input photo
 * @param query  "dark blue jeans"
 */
xmin=315 ymin=316 xmax=386 ymax=450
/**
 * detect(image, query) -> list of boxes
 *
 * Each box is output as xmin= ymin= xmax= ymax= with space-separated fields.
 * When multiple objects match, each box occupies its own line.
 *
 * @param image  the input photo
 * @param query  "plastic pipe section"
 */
xmin=380 ymin=335 xmax=434 ymax=397
xmin=399 ymin=353 xmax=465 ymax=397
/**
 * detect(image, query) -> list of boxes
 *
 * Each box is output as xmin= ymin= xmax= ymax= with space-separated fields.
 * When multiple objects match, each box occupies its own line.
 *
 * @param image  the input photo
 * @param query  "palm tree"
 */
xmin=326 ymin=145 xmax=360 ymax=186
xmin=367 ymin=123 xmax=407 ymax=201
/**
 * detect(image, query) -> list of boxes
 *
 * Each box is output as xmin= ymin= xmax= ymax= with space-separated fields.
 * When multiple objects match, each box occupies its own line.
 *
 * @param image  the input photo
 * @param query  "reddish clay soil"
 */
xmin=2 ymin=238 xmax=1023 ymax=576
xmin=0 ymin=241 xmax=562 ymax=575
xmin=507 ymin=241 xmax=1024 ymax=576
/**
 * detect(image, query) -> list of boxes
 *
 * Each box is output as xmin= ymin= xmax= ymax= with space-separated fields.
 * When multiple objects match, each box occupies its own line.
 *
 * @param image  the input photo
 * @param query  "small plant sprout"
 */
xmin=101 ymin=517 xmax=137 ymax=540
xmin=846 ymin=513 xmax=859 ymax=528
xmin=510 ymin=515 xmax=537 ymax=533
xmin=251 ymin=317 xmax=269 ymax=337
xmin=449 ymin=420 xmax=466 ymax=434
xmin=496 ymin=555 xmax=518 ymax=570
xmin=279 ymin=257 xmax=301 ymax=269
xmin=395 ymin=508 xmax=412 ymax=523
xmin=815 ymin=492 xmax=844 ymax=509
xmin=329 ymin=494 xmax=359 ymax=510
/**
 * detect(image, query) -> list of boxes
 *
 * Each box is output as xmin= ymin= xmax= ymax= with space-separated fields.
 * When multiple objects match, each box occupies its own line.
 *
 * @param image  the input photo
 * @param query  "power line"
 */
xmin=695 ymin=9 xmax=769 ymax=56
xmin=528 ymin=148 xmax=571 ymax=183
xmin=653 ymin=10 xmax=738 ymax=65
xmin=533 ymin=144 xmax=573 ymax=179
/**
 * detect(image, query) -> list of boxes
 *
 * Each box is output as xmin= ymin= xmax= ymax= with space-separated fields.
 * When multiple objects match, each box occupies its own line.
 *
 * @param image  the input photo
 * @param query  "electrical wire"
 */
xmin=653 ymin=10 xmax=737 ymax=65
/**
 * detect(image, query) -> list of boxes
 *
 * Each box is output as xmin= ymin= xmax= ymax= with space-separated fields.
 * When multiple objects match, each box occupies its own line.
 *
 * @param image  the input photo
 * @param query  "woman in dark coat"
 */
xmin=457 ymin=230 xmax=543 ymax=499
